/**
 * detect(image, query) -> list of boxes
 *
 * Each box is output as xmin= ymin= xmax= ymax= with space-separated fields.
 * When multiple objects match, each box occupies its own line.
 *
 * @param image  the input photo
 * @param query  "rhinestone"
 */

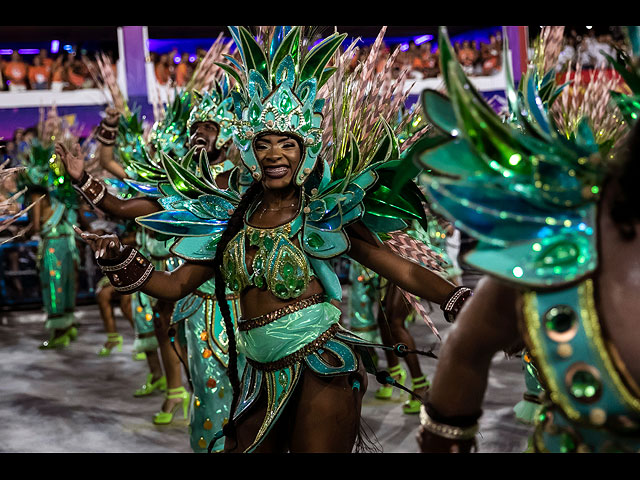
xmin=589 ymin=408 xmax=607 ymax=426
xmin=557 ymin=343 xmax=573 ymax=358
xmin=567 ymin=364 xmax=602 ymax=403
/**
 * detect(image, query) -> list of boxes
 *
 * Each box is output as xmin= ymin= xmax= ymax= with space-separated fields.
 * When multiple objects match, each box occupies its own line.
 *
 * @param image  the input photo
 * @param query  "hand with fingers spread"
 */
xmin=73 ymin=225 xmax=123 ymax=260
xmin=103 ymin=106 xmax=120 ymax=128
xmin=55 ymin=142 xmax=85 ymax=183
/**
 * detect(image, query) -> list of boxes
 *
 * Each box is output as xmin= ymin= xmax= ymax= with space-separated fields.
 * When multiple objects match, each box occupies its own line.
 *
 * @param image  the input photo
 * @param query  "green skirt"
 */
xmin=231 ymin=301 xmax=372 ymax=453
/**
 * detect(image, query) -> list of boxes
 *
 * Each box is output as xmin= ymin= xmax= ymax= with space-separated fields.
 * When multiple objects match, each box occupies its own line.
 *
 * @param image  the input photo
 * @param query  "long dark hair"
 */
xmin=211 ymin=180 xmax=263 ymax=451
xmin=609 ymin=120 xmax=640 ymax=241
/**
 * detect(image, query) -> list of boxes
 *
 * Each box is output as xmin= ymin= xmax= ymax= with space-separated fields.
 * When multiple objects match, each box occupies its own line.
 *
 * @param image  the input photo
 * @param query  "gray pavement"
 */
xmin=0 ymin=302 xmax=531 ymax=453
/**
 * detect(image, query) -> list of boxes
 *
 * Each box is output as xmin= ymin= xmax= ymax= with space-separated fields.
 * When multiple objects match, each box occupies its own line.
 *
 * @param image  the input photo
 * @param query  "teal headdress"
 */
xmin=219 ymin=26 xmax=346 ymax=186
xmin=18 ymin=140 xmax=77 ymax=208
xmin=186 ymin=78 xmax=236 ymax=149
xmin=147 ymin=90 xmax=194 ymax=160
xmin=603 ymin=26 xmax=640 ymax=127
xmin=403 ymin=27 xmax=610 ymax=288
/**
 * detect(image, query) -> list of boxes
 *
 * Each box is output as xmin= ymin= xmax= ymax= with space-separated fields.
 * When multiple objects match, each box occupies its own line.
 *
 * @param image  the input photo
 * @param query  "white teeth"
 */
xmin=265 ymin=166 xmax=289 ymax=178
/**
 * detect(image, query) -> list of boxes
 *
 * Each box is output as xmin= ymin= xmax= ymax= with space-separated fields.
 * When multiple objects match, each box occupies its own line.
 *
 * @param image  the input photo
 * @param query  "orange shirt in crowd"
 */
xmin=175 ymin=62 xmax=188 ymax=87
xmin=4 ymin=61 xmax=27 ymax=86
xmin=68 ymin=68 xmax=85 ymax=88
xmin=51 ymin=66 xmax=64 ymax=83
xmin=29 ymin=65 xmax=49 ymax=85
xmin=412 ymin=56 xmax=424 ymax=70
xmin=155 ymin=63 xmax=169 ymax=85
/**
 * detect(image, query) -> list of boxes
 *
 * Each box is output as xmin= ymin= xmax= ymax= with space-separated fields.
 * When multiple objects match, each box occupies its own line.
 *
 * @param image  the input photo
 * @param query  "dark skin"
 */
xmin=78 ymin=133 xmax=457 ymax=452
xmin=418 ymin=178 xmax=640 ymax=452
xmin=58 ymin=113 xmax=231 ymax=414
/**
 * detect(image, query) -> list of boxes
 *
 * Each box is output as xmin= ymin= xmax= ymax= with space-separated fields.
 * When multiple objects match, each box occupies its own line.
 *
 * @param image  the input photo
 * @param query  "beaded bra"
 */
xmin=222 ymin=205 xmax=313 ymax=300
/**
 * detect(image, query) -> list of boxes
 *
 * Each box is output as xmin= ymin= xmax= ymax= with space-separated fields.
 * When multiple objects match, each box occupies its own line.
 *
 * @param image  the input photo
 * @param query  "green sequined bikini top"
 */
xmin=222 ymin=204 xmax=314 ymax=300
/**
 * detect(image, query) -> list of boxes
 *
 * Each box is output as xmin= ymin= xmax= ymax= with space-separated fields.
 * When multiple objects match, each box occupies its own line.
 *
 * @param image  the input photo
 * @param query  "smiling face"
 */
xmin=254 ymin=133 xmax=302 ymax=191
xmin=189 ymin=121 xmax=220 ymax=159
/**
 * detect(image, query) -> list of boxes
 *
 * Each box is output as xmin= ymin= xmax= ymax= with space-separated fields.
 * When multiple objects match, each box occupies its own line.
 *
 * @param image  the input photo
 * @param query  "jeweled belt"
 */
xmin=237 ymin=293 xmax=326 ymax=332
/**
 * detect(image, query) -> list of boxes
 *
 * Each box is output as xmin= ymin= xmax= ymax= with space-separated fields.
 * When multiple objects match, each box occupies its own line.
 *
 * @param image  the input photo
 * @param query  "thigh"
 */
xmin=223 ymin=387 xmax=289 ymax=453
xmin=289 ymin=361 xmax=367 ymax=453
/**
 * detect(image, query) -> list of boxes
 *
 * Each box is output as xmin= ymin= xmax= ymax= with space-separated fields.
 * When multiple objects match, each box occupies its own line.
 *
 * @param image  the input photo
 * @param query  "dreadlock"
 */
xmin=211 ymin=180 xmax=263 ymax=452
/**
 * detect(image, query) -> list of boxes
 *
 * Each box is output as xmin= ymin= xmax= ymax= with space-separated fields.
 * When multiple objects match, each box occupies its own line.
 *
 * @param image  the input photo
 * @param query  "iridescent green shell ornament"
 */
xmin=405 ymin=27 xmax=609 ymax=288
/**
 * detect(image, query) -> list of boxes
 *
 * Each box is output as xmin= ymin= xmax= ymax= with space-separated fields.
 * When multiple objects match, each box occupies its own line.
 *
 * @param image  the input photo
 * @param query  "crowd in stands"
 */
xmin=554 ymin=28 xmax=627 ymax=71
xmin=2 ymin=28 xmax=630 ymax=95
xmin=346 ymin=31 xmax=505 ymax=80
xmin=0 ymin=49 xmax=116 ymax=92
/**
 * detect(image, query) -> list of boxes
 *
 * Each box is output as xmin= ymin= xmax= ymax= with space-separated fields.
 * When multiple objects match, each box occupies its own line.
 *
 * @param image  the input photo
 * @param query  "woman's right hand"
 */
xmin=55 ymin=142 xmax=85 ymax=182
xmin=103 ymin=106 xmax=120 ymax=127
xmin=73 ymin=225 xmax=124 ymax=260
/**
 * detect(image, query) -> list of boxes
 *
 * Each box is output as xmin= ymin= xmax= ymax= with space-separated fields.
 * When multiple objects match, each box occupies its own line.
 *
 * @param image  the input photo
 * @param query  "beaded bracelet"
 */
xmin=419 ymin=405 xmax=479 ymax=441
xmin=97 ymin=246 xmax=155 ymax=293
xmin=440 ymin=286 xmax=473 ymax=323
xmin=95 ymin=121 xmax=118 ymax=146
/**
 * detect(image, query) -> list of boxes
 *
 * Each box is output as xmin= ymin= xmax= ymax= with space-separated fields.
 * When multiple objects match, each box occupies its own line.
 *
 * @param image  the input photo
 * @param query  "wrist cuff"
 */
xmin=96 ymin=121 xmax=117 ymax=146
xmin=440 ymin=286 xmax=473 ymax=323
xmin=98 ymin=246 xmax=155 ymax=293
xmin=74 ymin=173 xmax=107 ymax=206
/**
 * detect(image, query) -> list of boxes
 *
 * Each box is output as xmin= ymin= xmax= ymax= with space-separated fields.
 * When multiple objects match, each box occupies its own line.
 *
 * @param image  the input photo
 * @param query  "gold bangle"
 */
xmin=419 ymin=405 xmax=479 ymax=441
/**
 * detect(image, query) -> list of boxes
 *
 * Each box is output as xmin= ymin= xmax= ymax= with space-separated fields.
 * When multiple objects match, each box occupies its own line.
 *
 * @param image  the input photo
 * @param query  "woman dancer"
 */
xmin=78 ymin=26 xmax=471 ymax=453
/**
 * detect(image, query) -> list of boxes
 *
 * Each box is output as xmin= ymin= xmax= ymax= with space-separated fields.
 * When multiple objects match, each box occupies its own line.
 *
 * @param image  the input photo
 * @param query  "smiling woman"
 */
xmin=79 ymin=26 xmax=473 ymax=453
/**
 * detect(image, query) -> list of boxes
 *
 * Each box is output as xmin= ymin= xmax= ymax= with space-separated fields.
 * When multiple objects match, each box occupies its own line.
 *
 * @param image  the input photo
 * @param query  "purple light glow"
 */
xmin=18 ymin=49 xmax=40 ymax=55
xmin=174 ymin=56 xmax=181 ymax=64
xmin=0 ymin=49 xmax=13 ymax=55
xmin=400 ymin=43 xmax=409 ymax=52
xmin=414 ymin=35 xmax=433 ymax=45
xmin=51 ymin=40 xmax=60 ymax=54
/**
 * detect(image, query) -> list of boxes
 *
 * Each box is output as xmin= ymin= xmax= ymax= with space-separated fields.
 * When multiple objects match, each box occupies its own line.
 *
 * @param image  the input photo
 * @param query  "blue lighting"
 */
xmin=51 ymin=40 xmax=60 ymax=54
xmin=0 ymin=49 xmax=13 ymax=55
xmin=414 ymin=35 xmax=434 ymax=45
xmin=18 ymin=49 xmax=40 ymax=55
xmin=400 ymin=43 xmax=409 ymax=52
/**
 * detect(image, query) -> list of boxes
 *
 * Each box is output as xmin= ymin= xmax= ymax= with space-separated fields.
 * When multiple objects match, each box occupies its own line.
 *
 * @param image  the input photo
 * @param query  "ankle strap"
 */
xmin=412 ymin=376 xmax=429 ymax=387
xmin=389 ymin=364 xmax=405 ymax=374
xmin=107 ymin=333 xmax=122 ymax=339
xmin=167 ymin=387 xmax=187 ymax=398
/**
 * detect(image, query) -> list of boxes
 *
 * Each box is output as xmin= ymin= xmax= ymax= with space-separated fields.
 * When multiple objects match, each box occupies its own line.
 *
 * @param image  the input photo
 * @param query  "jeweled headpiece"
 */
xmin=148 ymin=90 xmax=193 ymax=159
xmin=186 ymin=78 xmax=236 ymax=149
xmin=222 ymin=26 xmax=346 ymax=185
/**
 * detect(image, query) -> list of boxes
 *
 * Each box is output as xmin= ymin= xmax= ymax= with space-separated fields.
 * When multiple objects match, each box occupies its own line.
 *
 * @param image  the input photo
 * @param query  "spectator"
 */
xmin=28 ymin=56 xmax=50 ymax=90
xmin=3 ymin=51 xmax=28 ymax=91
xmin=1 ymin=140 xmax=17 ymax=167
xmin=458 ymin=40 xmax=475 ymax=75
xmin=50 ymin=55 xmax=66 ymax=92
xmin=37 ymin=49 xmax=54 ymax=76
xmin=66 ymin=58 xmax=86 ymax=90
xmin=155 ymin=53 xmax=170 ymax=86
xmin=175 ymin=52 xmax=191 ymax=87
